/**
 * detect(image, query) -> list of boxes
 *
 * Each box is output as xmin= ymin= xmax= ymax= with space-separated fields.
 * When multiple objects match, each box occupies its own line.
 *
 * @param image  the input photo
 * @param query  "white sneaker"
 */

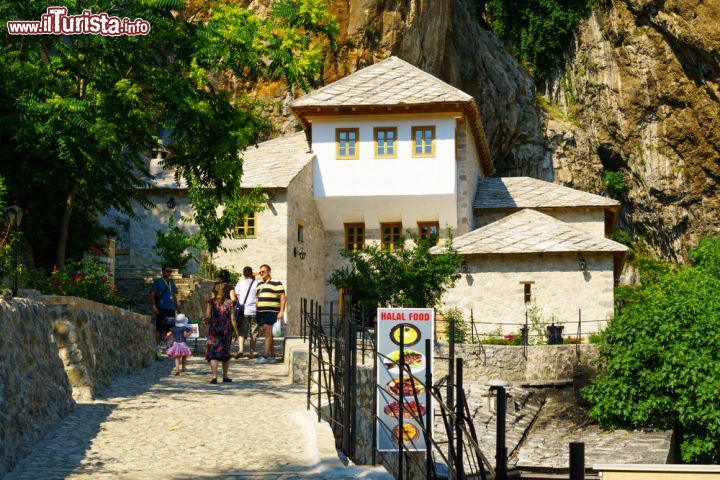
xmin=256 ymin=356 xmax=268 ymax=364
xmin=266 ymin=357 xmax=277 ymax=364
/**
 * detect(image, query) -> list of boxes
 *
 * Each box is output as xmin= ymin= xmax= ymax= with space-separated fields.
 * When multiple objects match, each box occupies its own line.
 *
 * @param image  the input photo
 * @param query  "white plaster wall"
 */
xmin=310 ymin=114 xmax=457 ymax=197
xmin=286 ymin=163 xmax=326 ymax=335
xmin=455 ymin=120 xmax=483 ymax=236
xmin=473 ymin=207 xmax=607 ymax=237
xmin=441 ymin=252 xmax=615 ymax=336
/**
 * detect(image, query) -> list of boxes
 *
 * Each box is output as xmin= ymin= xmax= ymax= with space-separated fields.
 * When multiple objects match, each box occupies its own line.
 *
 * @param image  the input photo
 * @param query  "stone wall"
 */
xmin=474 ymin=207 xmax=607 ymax=238
xmin=286 ymin=162 xmax=326 ymax=335
xmin=0 ymin=295 xmax=155 ymax=477
xmin=0 ymin=297 xmax=75 ymax=478
xmin=456 ymin=119 xmax=483 ymax=236
xmin=39 ymin=296 xmax=156 ymax=401
xmin=441 ymin=252 xmax=615 ymax=335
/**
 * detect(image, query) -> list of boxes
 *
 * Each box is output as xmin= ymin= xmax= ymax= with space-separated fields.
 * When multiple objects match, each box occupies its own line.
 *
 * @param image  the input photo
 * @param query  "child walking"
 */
xmin=166 ymin=314 xmax=192 ymax=375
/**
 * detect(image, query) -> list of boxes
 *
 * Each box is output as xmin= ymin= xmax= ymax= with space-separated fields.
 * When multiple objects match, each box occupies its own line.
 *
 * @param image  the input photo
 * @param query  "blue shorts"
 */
xmin=257 ymin=311 xmax=277 ymax=326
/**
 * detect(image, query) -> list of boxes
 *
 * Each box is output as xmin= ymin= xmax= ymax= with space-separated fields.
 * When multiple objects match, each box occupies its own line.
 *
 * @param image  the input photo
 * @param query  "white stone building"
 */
xmin=104 ymin=56 xmax=626 ymax=335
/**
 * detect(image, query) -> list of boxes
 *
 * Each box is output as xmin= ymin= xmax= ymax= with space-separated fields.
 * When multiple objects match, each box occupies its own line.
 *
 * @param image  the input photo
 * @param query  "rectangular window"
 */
xmin=381 ymin=223 xmax=402 ymax=251
xmin=418 ymin=221 xmax=440 ymax=246
xmin=520 ymin=281 xmax=535 ymax=304
xmin=374 ymin=127 xmax=397 ymax=158
xmin=297 ymin=224 xmax=304 ymax=243
xmin=412 ymin=126 xmax=435 ymax=157
xmin=336 ymin=128 xmax=359 ymax=159
xmin=234 ymin=213 xmax=257 ymax=238
xmin=344 ymin=223 xmax=365 ymax=252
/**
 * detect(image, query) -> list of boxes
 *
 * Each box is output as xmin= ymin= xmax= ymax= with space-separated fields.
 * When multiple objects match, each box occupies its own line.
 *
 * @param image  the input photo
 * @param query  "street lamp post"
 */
xmin=5 ymin=203 xmax=24 ymax=297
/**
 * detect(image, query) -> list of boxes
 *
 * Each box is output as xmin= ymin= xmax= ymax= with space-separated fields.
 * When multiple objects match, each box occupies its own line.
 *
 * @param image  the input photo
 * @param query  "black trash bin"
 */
xmin=546 ymin=323 xmax=564 ymax=345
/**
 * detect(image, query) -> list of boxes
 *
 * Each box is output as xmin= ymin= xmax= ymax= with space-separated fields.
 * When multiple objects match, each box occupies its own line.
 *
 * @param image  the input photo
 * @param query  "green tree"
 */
xmin=582 ymin=237 xmax=720 ymax=463
xmin=153 ymin=216 xmax=205 ymax=273
xmin=0 ymin=0 xmax=337 ymax=270
xmin=480 ymin=0 xmax=594 ymax=80
xmin=327 ymin=233 xmax=462 ymax=312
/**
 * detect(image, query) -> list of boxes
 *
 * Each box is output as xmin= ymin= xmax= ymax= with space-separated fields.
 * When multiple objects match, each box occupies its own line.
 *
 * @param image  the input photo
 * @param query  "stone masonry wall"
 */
xmin=0 ymin=297 xmax=75 ymax=478
xmin=456 ymin=119 xmax=482 ymax=236
xmin=0 ymin=295 xmax=154 ymax=476
xmin=286 ymin=162 xmax=326 ymax=336
xmin=39 ymin=296 xmax=155 ymax=400
xmin=441 ymin=252 xmax=615 ymax=335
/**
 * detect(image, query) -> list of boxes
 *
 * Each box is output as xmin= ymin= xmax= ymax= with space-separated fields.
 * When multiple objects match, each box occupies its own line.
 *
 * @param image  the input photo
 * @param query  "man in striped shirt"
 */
xmin=255 ymin=264 xmax=286 ymax=364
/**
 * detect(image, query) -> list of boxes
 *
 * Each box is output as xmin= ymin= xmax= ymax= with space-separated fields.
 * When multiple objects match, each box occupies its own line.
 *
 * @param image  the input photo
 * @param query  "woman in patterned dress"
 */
xmin=204 ymin=274 xmax=239 ymax=384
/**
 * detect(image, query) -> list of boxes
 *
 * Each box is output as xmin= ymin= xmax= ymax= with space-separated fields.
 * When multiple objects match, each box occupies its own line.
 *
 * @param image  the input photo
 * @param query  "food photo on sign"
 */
xmin=376 ymin=308 xmax=434 ymax=452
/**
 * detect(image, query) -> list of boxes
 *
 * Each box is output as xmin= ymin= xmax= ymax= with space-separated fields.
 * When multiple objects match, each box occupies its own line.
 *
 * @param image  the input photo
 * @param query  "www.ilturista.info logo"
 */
xmin=7 ymin=7 xmax=151 ymax=36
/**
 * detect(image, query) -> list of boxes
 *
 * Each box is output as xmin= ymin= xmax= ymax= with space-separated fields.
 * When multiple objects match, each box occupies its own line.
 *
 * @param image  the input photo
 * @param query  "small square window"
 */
xmin=418 ymin=221 xmax=440 ymax=246
xmin=336 ymin=128 xmax=359 ymax=159
xmin=374 ymin=127 xmax=397 ymax=158
xmin=381 ymin=223 xmax=402 ymax=251
xmin=412 ymin=126 xmax=435 ymax=157
xmin=234 ymin=213 xmax=257 ymax=239
xmin=345 ymin=223 xmax=365 ymax=252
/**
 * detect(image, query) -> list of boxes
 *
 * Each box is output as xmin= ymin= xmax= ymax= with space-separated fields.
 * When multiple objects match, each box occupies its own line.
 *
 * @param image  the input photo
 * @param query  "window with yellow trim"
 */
xmin=381 ymin=223 xmax=402 ymax=251
xmin=336 ymin=128 xmax=359 ymax=159
xmin=418 ymin=221 xmax=440 ymax=246
xmin=374 ymin=127 xmax=397 ymax=158
xmin=412 ymin=126 xmax=435 ymax=157
xmin=344 ymin=223 xmax=365 ymax=252
xmin=233 ymin=213 xmax=257 ymax=238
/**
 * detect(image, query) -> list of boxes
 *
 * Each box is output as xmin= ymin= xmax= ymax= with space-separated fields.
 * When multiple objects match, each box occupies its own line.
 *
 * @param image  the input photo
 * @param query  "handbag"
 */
xmin=234 ymin=279 xmax=254 ymax=318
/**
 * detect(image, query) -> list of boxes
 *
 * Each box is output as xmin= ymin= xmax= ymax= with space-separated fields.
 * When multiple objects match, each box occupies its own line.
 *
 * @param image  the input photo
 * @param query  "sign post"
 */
xmin=376 ymin=307 xmax=434 ymax=452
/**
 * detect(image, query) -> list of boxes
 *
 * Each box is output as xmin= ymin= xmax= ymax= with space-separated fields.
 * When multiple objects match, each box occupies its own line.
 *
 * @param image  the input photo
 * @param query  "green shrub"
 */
xmin=602 ymin=171 xmax=627 ymax=196
xmin=480 ymin=0 xmax=595 ymax=81
xmin=153 ymin=216 xmax=204 ymax=273
xmin=440 ymin=307 xmax=468 ymax=343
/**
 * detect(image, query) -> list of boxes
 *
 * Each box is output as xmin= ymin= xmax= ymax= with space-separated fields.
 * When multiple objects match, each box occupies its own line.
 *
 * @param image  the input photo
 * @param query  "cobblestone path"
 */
xmin=6 ymin=352 xmax=390 ymax=480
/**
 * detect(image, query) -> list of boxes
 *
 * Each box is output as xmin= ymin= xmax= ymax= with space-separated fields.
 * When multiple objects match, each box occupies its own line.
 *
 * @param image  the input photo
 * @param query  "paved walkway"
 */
xmin=6 ymin=348 xmax=391 ymax=480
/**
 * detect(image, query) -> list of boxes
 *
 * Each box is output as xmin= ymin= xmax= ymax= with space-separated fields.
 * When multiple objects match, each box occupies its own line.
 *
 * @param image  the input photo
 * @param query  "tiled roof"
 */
xmin=474 ymin=177 xmax=619 ymax=210
xmin=290 ymin=56 xmax=473 ymax=107
xmin=149 ymin=132 xmax=313 ymax=190
xmin=432 ymin=209 xmax=627 ymax=255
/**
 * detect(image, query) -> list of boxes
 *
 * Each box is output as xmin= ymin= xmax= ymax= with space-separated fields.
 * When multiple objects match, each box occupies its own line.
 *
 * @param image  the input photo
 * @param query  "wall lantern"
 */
xmin=166 ymin=197 xmax=176 ymax=210
xmin=579 ymin=258 xmax=587 ymax=271
xmin=459 ymin=260 xmax=469 ymax=273
xmin=294 ymin=245 xmax=306 ymax=260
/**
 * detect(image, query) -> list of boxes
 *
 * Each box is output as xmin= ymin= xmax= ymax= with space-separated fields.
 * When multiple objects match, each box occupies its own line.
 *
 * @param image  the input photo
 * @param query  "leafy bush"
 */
xmin=327 ymin=231 xmax=462 ymax=312
xmin=689 ymin=236 xmax=720 ymax=276
xmin=582 ymin=237 xmax=720 ymax=462
xmin=479 ymin=330 xmax=525 ymax=346
xmin=26 ymin=246 xmax=125 ymax=306
xmin=602 ymin=171 xmax=627 ymax=196
xmin=153 ymin=216 xmax=204 ymax=272
xmin=480 ymin=0 xmax=595 ymax=80
xmin=440 ymin=307 xmax=468 ymax=343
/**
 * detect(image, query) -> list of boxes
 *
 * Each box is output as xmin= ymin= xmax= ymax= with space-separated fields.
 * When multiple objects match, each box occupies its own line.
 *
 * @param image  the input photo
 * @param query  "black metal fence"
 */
xmin=301 ymin=297 xmax=495 ymax=479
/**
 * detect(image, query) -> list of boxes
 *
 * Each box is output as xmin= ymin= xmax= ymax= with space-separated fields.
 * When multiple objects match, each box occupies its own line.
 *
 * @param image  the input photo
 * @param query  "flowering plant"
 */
xmin=31 ymin=246 xmax=125 ymax=306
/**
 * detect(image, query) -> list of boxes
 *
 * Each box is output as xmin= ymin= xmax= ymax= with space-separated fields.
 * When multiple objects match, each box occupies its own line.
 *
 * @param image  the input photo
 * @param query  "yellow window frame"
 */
xmin=417 ymin=221 xmax=440 ymax=246
xmin=373 ymin=127 xmax=398 ymax=158
xmin=411 ymin=126 xmax=436 ymax=158
xmin=336 ymin=128 xmax=360 ymax=160
xmin=344 ymin=223 xmax=365 ymax=252
xmin=381 ymin=222 xmax=403 ymax=251
xmin=234 ymin=212 xmax=257 ymax=239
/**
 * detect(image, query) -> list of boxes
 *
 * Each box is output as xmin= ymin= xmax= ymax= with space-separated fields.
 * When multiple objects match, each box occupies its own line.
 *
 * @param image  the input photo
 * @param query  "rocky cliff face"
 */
xmin=248 ymin=0 xmax=719 ymax=261
xmin=546 ymin=0 xmax=720 ymax=261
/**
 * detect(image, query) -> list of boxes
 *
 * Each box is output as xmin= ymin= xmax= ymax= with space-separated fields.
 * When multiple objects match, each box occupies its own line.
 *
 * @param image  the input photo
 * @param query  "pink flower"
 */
xmin=71 ymin=275 xmax=83 ymax=281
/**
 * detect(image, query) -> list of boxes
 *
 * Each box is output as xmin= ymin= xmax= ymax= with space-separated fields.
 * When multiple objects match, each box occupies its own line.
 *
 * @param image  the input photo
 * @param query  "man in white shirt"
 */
xmin=233 ymin=266 xmax=258 ymax=358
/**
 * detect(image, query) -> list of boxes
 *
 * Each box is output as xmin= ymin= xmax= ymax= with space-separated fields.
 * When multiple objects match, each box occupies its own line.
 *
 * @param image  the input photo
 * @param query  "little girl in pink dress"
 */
xmin=166 ymin=314 xmax=191 ymax=375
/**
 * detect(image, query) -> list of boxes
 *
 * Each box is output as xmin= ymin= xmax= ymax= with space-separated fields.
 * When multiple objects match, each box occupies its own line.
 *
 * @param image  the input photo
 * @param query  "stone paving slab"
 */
xmin=5 ymin=350 xmax=391 ymax=480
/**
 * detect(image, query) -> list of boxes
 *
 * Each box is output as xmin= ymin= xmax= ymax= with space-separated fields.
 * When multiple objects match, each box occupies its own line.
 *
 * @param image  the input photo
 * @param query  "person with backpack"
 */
xmin=233 ymin=266 xmax=258 ymax=359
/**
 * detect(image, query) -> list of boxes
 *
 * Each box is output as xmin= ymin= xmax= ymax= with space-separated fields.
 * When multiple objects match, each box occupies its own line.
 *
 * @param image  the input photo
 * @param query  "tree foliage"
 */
xmin=479 ymin=0 xmax=594 ymax=80
xmin=327 ymin=233 xmax=462 ymax=312
xmin=0 ymin=0 xmax=337 ymax=270
xmin=582 ymin=237 xmax=720 ymax=463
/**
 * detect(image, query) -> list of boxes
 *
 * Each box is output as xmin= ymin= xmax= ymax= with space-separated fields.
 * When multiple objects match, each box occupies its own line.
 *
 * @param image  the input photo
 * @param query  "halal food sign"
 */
xmin=376 ymin=307 xmax=434 ymax=452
